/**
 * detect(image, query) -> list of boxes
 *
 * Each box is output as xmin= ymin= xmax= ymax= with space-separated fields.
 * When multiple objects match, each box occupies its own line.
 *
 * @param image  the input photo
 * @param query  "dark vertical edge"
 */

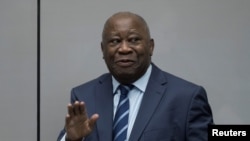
xmin=37 ymin=0 xmax=41 ymax=141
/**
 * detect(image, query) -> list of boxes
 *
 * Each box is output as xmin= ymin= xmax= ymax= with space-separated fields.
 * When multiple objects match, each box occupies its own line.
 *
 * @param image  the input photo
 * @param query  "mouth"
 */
xmin=115 ymin=59 xmax=135 ymax=67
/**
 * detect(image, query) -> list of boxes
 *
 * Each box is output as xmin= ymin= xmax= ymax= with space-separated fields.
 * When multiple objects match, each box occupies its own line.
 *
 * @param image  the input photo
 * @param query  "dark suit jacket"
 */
xmin=57 ymin=63 xmax=213 ymax=141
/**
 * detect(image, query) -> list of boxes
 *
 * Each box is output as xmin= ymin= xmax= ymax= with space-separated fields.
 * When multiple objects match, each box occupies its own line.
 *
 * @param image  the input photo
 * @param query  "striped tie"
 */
xmin=113 ymin=85 xmax=133 ymax=141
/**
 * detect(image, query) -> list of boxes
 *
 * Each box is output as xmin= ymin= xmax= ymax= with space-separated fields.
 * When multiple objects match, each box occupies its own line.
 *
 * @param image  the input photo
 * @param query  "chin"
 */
xmin=112 ymin=70 xmax=136 ymax=83
xmin=117 ymin=71 xmax=135 ymax=78
xmin=109 ymin=65 xmax=138 ymax=78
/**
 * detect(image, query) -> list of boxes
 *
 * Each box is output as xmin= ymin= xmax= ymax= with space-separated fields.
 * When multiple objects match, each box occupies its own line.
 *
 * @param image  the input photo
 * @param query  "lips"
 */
xmin=115 ymin=59 xmax=135 ymax=67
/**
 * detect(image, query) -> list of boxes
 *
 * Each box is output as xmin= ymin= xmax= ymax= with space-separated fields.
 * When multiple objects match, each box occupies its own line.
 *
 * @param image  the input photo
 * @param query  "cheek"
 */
xmin=137 ymin=47 xmax=151 ymax=57
xmin=102 ymin=47 xmax=110 ymax=57
xmin=103 ymin=49 xmax=115 ymax=62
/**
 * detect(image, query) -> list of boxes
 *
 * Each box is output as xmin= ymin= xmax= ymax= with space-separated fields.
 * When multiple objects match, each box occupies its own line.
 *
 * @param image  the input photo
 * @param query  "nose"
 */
xmin=118 ymin=41 xmax=132 ymax=54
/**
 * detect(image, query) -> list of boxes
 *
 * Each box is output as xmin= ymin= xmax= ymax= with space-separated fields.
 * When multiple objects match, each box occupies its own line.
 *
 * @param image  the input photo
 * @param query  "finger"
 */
xmin=88 ymin=114 xmax=99 ymax=130
xmin=67 ymin=103 xmax=74 ymax=116
xmin=73 ymin=101 xmax=80 ymax=115
xmin=80 ymin=102 xmax=90 ymax=122
xmin=65 ymin=114 xmax=70 ymax=125
xmin=79 ymin=101 xmax=86 ymax=115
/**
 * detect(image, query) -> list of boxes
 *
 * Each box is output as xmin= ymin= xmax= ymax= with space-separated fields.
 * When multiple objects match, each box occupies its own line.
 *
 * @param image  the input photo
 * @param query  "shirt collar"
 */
xmin=112 ymin=64 xmax=152 ymax=94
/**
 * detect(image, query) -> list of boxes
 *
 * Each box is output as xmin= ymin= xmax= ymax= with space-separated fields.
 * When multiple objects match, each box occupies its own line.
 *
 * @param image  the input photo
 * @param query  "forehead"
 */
xmin=105 ymin=15 xmax=145 ymax=33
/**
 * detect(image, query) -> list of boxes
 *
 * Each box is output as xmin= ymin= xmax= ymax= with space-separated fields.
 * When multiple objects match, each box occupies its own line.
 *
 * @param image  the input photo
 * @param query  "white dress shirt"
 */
xmin=61 ymin=65 xmax=152 ymax=141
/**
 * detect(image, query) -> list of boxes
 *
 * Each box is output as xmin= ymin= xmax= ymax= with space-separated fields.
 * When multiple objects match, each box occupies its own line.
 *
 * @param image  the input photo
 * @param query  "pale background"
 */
xmin=0 ymin=0 xmax=249 ymax=140
xmin=0 ymin=0 xmax=37 ymax=140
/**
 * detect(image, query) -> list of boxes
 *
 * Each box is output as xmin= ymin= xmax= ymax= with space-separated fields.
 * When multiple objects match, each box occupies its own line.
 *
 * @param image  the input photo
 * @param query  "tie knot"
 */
xmin=119 ymin=84 xmax=134 ymax=96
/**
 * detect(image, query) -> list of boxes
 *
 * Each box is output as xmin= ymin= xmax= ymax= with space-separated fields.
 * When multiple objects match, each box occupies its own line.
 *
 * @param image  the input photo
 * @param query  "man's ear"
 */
xmin=149 ymin=39 xmax=155 ymax=56
xmin=101 ymin=42 xmax=104 ymax=51
xmin=101 ymin=42 xmax=104 ymax=59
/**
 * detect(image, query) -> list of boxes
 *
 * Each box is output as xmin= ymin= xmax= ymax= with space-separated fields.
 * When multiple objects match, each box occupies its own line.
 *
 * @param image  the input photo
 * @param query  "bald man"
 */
xmin=57 ymin=11 xmax=213 ymax=141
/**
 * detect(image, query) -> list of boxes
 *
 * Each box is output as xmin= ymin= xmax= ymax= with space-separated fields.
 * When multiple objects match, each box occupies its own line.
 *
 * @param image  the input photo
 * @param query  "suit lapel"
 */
xmin=129 ymin=64 xmax=168 ymax=141
xmin=95 ymin=74 xmax=113 ymax=141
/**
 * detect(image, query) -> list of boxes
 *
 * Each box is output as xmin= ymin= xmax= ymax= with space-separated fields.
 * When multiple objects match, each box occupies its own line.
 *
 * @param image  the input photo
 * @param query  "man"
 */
xmin=57 ymin=11 xmax=213 ymax=141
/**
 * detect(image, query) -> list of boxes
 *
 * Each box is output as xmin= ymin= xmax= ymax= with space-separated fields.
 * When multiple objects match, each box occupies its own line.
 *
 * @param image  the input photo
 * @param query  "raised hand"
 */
xmin=65 ymin=101 xmax=99 ymax=141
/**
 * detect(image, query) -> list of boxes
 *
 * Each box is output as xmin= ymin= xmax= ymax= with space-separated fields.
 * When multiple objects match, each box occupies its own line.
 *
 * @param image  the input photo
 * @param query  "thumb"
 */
xmin=88 ymin=114 xmax=99 ymax=130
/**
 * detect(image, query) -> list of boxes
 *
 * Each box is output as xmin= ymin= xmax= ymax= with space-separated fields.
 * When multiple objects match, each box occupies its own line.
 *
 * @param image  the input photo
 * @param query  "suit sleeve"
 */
xmin=186 ymin=86 xmax=214 ymax=141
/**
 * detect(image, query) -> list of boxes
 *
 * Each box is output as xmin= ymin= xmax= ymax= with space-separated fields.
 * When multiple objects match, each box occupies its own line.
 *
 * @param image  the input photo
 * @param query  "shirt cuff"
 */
xmin=60 ymin=133 xmax=85 ymax=141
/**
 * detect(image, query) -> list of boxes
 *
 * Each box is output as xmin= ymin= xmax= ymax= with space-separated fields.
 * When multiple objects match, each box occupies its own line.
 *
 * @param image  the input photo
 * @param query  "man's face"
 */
xmin=101 ymin=15 xmax=154 ymax=84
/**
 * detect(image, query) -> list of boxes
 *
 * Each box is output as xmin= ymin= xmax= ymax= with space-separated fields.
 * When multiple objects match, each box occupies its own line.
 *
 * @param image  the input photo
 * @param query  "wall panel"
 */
xmin=0 ymin=0 xmax=37 ymax=140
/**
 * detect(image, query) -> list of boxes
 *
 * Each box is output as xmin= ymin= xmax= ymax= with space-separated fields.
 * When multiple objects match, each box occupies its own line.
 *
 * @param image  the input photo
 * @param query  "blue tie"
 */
xmin=113 ymin=85 xmax=133 ymax=141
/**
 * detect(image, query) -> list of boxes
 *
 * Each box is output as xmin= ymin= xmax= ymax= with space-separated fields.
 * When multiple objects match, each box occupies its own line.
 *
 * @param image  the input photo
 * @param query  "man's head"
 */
xmin=101 ymin=11 xmax=154 ymax=84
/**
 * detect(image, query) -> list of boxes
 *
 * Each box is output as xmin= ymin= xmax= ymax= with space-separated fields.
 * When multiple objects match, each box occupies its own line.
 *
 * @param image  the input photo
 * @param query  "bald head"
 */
xmin=100 ymin=11 xmax=154 ymax=84
xmin=102 ymin=12 xmax=151 ymax=40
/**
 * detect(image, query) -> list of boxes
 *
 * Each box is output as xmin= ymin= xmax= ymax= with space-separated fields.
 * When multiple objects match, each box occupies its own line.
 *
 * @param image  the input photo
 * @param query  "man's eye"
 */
xmin=129 ymin=37 xmax=140 ymax=43
xmin=110 ymin=39 xmax=120 ymax=44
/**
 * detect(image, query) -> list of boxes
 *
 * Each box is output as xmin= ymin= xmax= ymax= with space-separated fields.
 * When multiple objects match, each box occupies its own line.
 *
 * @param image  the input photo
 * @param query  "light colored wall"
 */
xmin=0 ymin=0 xmax=37 ymax=140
